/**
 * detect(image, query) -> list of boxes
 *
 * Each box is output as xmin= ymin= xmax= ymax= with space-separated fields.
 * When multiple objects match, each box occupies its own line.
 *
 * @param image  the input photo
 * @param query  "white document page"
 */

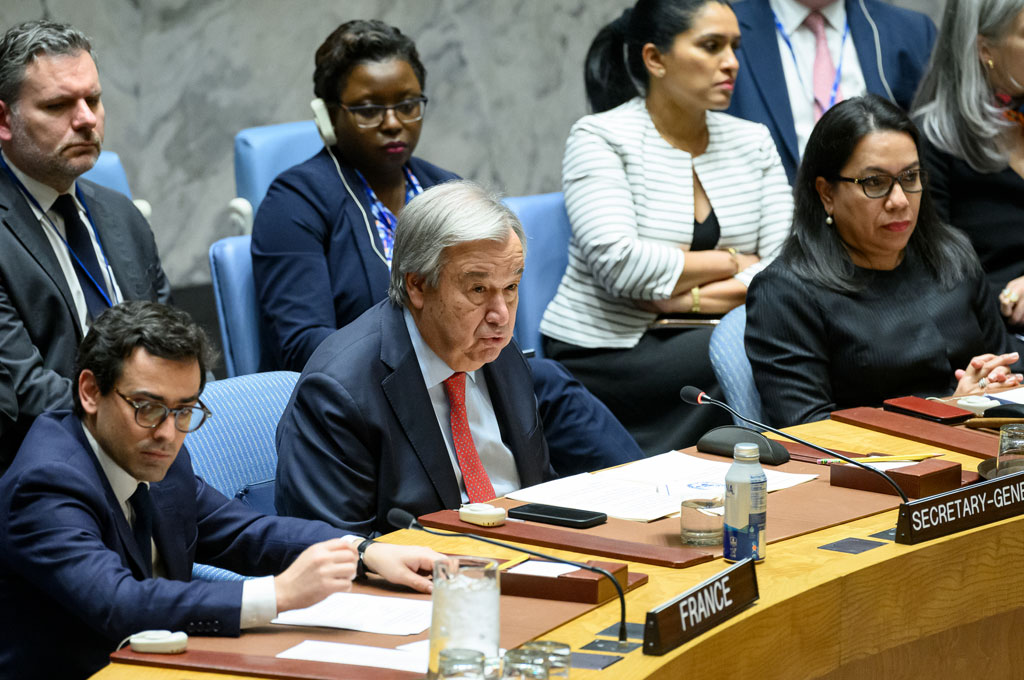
xmin=507 ymin=453 xmax=818 ymax=522
xmin=988 ymin=386 xmax=1024 ymax=404
xmin=277 ymin=639 xmax=427 ymax=673
xmin=272 ymin=592 xmax=431 ymax=635
xmin=506 ymin=560 xmax=581 ymax=577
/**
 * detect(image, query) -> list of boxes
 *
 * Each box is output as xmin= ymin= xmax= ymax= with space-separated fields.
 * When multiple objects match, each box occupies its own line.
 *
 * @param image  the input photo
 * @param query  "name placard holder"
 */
xmin=643 ymin=558 xmax=758 ymax=656
xmin=896 ymin=469 xmax=1024 ymax=544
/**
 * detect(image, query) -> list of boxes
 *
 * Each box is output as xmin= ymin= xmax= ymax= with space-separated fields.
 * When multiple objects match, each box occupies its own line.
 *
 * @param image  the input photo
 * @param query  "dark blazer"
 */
xmin=252 ymin=149 xmax=458 ymax=372
xmin=726 ymin=0 xmax=937 ymax=183
xmin=275 ymin=300 xmax=556 ymax=537
xmin=0 ymin=411 xmax=340 ymax=680
xmin=0 ymin=170 xmax=171 ymax=466
xmin=252 ymin=149 xmax=643 ymax=475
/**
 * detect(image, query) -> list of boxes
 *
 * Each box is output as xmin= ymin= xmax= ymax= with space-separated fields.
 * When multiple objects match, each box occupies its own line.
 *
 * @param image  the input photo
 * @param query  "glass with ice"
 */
xmin=428 ymin=556 xmax=500 ymax=678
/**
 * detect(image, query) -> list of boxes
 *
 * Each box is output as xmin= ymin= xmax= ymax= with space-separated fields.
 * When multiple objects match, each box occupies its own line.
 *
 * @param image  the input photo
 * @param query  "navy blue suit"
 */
xmin=276 ymin=300 xmax=556 ymax=537
xmin=0 ymin=412 xmax=340 ymax=680
xmin=726 ymin=0 xmax=936 ymax=183
xmin=252 ymin=150 xmax=642 ymax=475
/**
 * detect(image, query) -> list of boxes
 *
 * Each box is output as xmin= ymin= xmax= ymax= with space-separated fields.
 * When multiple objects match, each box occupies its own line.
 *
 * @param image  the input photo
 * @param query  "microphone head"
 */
xmin=387 ymin=508 xmax=418 ymax=531
xmin=679 ymin=386 xmax=705 ymax=405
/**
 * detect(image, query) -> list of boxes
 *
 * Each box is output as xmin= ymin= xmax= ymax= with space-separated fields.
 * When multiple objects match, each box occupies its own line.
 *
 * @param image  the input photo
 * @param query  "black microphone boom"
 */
xmin=680 ymin=386 xmax=909 ymax=503
xmin=386 ymin=508 xmax=630 ymax=644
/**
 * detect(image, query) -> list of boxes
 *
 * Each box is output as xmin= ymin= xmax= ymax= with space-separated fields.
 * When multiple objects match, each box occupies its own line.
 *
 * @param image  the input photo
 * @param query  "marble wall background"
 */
xmin=0 ymin=0 xmax=944 ymax=286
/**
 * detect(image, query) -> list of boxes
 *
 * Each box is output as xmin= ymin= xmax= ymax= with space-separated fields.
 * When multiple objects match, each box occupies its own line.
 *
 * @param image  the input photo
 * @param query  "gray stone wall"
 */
xmin=0 ymin=1 xmax=943 ymax=286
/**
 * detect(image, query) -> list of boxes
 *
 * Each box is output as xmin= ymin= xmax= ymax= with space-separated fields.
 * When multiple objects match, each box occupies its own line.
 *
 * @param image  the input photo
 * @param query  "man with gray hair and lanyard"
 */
xmin=0 ymin=19 xmax=171 ymax=469
xmin=276 ymin=180 xmax=556 ymax=537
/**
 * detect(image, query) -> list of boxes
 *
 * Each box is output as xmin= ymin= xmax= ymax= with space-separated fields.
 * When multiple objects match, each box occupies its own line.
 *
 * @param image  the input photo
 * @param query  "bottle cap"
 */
xmin=733 ymin=442 xmax=760 ymax=460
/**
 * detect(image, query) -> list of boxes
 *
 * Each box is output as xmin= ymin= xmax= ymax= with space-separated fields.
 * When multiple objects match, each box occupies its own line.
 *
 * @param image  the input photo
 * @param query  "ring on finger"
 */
xmin=979 ymin=377 xmax=990 ymax=389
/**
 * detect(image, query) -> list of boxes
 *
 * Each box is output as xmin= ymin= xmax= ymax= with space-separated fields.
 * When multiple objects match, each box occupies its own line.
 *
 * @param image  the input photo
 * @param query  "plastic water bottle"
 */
xmin=723 ymin=442 xmax=767 ymax=563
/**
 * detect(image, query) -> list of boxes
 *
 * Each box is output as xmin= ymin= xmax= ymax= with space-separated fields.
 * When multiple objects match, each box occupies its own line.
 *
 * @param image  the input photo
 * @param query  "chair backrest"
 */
xmin=209 ymin=235 xmax=261 ymax=377
xmin=81 ymin=150 xmax=133 ymax=198
xmin=709 ymin=305 xmax=764 ymax=425
xmin=504 ymin=192 xmax=572 ymax=358
xmin=234 ymin=120 xmax=322 ymax=211
xmin=184 ymin=370 xmax=298 ymax=511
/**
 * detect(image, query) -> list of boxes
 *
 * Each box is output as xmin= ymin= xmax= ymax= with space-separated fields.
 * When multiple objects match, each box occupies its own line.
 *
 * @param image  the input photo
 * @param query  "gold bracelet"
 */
xmin=727 ymin=247 xmax=740 ymax=274
xmin=690 ymin=286 xmax=701 ymax=314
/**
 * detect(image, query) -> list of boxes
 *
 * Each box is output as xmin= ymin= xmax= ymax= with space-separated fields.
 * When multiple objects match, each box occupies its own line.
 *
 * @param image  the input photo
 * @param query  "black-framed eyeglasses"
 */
xmin=836 ymin=168 xmax=926 ymax=199
xmin=116 ymin=390 xmax=212 ymax=433
xmin=338 ymin=96 xmax=428 ymax=129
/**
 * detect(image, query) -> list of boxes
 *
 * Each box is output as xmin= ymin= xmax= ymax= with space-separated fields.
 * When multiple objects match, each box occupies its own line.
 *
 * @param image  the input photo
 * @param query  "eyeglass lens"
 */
xmin=862 ymin=170 xmax=923 ymax=198
xmin=348 ymin=99 xmax=425 ymax=127
xmin=135 ymin=402 xmax=206 ymax=432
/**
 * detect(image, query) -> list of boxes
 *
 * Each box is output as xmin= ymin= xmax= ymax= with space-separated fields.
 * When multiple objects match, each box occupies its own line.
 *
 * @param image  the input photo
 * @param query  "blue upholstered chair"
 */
xmin=235 ymin=120 xmax=322 ymax=210
xmin=209 ymin=235 xmax=261 ymax=377
xmin=708 ymin=305 xmax=764 ymax=424
xmin=80 ymin=150 xmax=153 ymax=220
xmin=504 ymin=192 xmax=572 ymax=359
xmin=81 ymin=151 xmax=132 ymax=197
xmin=185 ymin=370 xmax=299 ymax=581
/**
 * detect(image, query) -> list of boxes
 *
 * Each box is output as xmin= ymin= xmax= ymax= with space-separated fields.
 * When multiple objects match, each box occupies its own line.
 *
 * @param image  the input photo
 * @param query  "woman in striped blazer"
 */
xmin=540 ymin=0 xmax=793 ymax=453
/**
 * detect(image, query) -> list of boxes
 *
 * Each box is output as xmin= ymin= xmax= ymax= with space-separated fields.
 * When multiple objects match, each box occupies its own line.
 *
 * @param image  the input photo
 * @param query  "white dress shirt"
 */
xmin=403 ymin=308 xmax=521 ymax=501
xmin=2 ymin=151 xmax=122 ymax=330
xmin=769 ymin=0 xmax=867 ymax=158
xmin=82 ymin=423 xmax=277 ymax=628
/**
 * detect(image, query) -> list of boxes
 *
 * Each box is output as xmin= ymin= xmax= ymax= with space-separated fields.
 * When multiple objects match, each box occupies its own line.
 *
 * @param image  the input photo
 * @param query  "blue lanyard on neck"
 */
xmin=773 ymin=9 xmax=849 ymax=115
xmin=0 ymin=154 xmax=116 ymax=308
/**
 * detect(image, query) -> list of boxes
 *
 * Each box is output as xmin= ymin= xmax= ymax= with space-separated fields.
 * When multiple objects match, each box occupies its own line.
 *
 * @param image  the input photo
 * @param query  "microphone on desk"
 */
xmin=387 ymin=508 xmax=630 ymax=644
xmin=680 ymin=386 xmax=909 ymax=503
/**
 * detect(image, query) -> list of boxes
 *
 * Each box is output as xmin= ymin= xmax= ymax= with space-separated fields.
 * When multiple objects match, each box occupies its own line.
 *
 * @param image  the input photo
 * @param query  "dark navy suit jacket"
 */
xmin=0 ymin=412 xmax=339 ymax=680
xmin=275 ymin=300 xmax=556 ymax=537
xmin=726 ymin=0 xmax=937 ymax=183
xmin=253 ymin=150 xmax=643 ymax=475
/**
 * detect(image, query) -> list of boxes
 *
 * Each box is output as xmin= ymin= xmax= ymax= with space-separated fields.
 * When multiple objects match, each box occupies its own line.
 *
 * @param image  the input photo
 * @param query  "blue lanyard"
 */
xmin=773 ymin=10 xmax=849 ymax=115
xmin=0 ymin=154 xmax=116 ymax=308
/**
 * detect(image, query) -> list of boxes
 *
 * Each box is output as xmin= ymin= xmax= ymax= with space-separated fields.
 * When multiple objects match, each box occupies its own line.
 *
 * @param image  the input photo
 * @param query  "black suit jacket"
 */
xmin=275 ymin=300 xmax=555 ymax=536
xmin=0 ymin=169 xmax=171 ymax=466
xmin=0 ymin=412 xmax=340 ymax=680
xmin=726 ymin=0 xmax=936 ymax=183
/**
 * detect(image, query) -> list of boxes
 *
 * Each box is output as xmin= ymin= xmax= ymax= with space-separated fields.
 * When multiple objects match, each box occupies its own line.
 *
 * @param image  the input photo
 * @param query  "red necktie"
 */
xmin=443 ymin=372 xmax=496 ymax=503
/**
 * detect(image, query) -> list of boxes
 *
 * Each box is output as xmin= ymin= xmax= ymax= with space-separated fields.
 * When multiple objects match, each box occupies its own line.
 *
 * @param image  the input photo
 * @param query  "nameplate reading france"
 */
xmin=643 ymin=558 xmax=758 ymax=655
xmin=896 ymin=469 xmax=1024 ymax=544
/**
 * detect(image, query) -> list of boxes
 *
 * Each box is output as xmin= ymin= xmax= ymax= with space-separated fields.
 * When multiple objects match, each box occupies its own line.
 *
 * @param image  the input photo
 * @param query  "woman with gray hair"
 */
xmin=912 ymin=0 xmax=1024 ymax=330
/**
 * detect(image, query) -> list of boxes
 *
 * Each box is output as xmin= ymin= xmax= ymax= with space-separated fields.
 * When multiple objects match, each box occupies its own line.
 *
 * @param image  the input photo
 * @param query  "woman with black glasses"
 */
xmin=745 ymin=95 xmax=1024 ymax=427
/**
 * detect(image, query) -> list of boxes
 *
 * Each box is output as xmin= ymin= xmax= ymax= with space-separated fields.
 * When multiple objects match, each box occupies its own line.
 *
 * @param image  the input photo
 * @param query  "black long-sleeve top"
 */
xmin=745 ymin=253 xmax=1024 ymax=427
xmin=921 ymin=137 xmax=1024 ymax=293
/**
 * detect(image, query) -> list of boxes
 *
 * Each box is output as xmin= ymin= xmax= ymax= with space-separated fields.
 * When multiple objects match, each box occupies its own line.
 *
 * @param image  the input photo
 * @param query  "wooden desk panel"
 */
xmin=92 ymin=421 xmax=1024 ymax=680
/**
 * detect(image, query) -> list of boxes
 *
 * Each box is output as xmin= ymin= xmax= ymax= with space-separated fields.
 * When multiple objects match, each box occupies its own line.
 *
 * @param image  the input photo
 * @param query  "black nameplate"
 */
xmin=643 ymin=558 xmax=758 ymax=656
xmin=895 ymin=469 xmax=1024 ymax=544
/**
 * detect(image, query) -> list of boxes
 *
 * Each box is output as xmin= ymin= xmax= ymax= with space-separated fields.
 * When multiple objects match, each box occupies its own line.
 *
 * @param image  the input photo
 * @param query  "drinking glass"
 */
xmin=998 ymin=424 xmax=1024 ymax=478
xmin=500 ymin=649 xmax=548 ymax=679
xmin=438 ymin=648 xmax=485 ymax=680
xmin=517 ymin=641 xmax=570 ymax=678
xmin=428 ymin=557 xmax=500 ymax=678
xmin=680 ymin=497 xmax=724 ymax=545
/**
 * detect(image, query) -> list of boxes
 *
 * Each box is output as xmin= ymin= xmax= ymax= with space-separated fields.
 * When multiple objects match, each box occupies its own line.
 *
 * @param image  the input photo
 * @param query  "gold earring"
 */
xmin=988 ymin=59 xmax=995 ymax=69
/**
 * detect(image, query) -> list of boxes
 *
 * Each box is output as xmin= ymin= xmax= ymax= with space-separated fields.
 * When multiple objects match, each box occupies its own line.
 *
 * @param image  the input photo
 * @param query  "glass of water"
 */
xmin=428 ymin=556 xmax=500 ymax=678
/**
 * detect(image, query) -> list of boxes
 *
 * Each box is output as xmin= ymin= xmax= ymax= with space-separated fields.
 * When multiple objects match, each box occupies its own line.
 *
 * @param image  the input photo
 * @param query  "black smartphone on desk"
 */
xmin=507 ymin=503 xmax=607 ymax=528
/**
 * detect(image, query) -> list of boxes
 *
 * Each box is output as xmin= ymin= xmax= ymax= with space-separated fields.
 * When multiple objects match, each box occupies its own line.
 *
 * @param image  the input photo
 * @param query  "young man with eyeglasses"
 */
xmin=0 ymin=301 xmax=442 ymax=680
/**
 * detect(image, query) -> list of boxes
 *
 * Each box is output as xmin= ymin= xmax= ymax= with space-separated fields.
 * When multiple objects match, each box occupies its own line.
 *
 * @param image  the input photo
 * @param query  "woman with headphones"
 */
xmin=250 ymin=19 xmax=643 ymax=475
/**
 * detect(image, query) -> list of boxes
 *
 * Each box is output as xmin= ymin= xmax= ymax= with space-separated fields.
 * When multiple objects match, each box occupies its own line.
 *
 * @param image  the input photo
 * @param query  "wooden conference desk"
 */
xmin=91 ymin=419 xmax=1024 ymax=680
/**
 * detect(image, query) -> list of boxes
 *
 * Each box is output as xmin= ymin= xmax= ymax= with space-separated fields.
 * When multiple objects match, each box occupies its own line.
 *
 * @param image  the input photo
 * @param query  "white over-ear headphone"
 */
xmin=309 ymin=98 xmax=387 ymax=266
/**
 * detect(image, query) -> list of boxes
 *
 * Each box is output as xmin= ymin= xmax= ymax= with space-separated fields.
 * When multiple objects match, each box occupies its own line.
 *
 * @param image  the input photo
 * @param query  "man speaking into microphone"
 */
xmin=275 ymin=181 xmax=556 ymax=537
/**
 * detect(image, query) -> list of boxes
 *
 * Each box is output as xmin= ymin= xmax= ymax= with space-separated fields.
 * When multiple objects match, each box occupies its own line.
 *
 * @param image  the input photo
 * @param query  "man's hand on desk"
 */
xmin=275 ymin=537 xmax=358 ymax=613
xmin=363 ymin=542 xmax=444 ymax=594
